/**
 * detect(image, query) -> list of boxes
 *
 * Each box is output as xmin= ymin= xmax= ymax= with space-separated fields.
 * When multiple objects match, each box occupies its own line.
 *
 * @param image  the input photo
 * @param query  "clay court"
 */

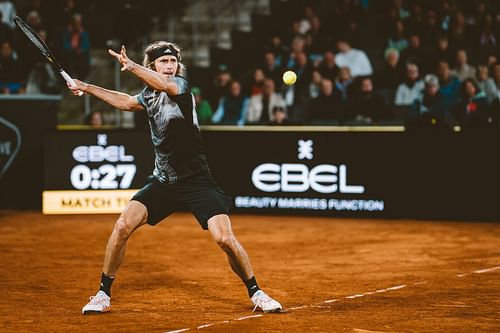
xmin=1 ymin=211 xmax=499 ymax=332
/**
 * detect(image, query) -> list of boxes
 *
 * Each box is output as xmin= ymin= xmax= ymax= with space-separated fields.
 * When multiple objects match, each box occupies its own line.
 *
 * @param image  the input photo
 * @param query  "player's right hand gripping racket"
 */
xmin=14 ymin=15 xmax=83 ymax=96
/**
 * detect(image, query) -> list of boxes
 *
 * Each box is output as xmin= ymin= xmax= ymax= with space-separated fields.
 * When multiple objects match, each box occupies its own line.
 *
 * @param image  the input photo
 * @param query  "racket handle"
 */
xmin=60 ymin=70 xmax=84 ymax=96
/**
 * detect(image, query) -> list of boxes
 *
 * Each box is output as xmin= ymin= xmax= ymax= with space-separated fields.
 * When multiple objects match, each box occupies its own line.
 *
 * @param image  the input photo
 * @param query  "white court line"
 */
xmin=164 ymin=265 xmax=499 ymax=332
xmin=324 ymin=299 xmax=339 ymax=303
xmin=236 ymin=314 xmax=263 ymax=321
xmin=473 ymin=266 xmax=500 ymax=274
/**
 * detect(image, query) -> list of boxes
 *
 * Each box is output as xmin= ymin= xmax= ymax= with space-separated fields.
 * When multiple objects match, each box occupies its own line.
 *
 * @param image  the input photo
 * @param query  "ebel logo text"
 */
xmin=252 ymin=163 xmax=364 ymax=194
xmin=251 ymin=139 xmax=365 ymax=194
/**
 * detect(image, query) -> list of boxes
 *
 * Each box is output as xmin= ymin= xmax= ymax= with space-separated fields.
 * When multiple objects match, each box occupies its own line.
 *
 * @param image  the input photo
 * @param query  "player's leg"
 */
xmin=207 ymin=214 xmax=282 ymax=312
xmin=82 ymin=200 xmax=148 ymax=314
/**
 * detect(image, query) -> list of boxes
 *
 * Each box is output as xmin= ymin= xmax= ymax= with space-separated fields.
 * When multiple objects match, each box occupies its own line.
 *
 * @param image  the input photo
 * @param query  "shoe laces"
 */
xmin=88 ymin=292 xmax=109 ymax=305
xmin=252 ymin=291 xmax=272 ymax=312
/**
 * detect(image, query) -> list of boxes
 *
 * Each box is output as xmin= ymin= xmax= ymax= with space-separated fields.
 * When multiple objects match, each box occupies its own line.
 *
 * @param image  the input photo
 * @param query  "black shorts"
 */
xmin=131 ymin=172 xmax=232 ymax=230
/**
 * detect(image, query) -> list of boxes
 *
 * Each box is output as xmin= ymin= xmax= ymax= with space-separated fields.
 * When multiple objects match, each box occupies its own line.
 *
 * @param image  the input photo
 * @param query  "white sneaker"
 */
xmin=82 ymin=290 xmax=111 ymax=314
xmin=251 ymin=290 xmax=282 ymax=313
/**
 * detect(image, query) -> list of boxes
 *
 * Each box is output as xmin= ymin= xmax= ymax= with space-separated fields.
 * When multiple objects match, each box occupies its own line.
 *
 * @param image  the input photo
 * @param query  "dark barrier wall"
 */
xmin=203 ymin=130 xmax=499 ymax=220
xmin=41 ymin=128 xmax=499 ymax=220
xmin=0 ymin=96 xmax=59 ymax=209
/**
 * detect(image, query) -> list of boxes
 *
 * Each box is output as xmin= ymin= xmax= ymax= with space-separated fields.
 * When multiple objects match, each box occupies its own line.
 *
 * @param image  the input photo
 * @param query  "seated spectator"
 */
xmin=394 ymin=63 xmax=424 ymax=106
xmin=387 ymin=19 xmax=408 ymax=53
xmin=492 ymin=62 xmax=500 ymax=92
xmin=246 ymin=78 xmax=286 ymax=125
xmin=247 ymin=67 xmax=266 ymax=96
xmin=316 ymin=50 xmax=338 ymax=82
xmin=400 ymin=33 xmax=429 ymax=73
xmin=63 ymin=13 xmax=90 ymax=79
xmin=451 ymin=49 xmax=476 ymax=82
xmin=192 ymin=87 xmax=213 ymax=125
xmin=308 ymin=78 xmax=343 ymax=123
xmin=269 ymin=105 xmax=288 ymax=125
xmin=376 ymin=48 xmax=404 ymax=103
xmin=0 ymin=11 xmax=12 ymax=42
xmin=212 ymin=80 xmax=248 ymax=126
xmin=453 ymin=78 xmax=490 ymax=128
xmin=85 ymin=110 xmax=104 ymax=127
xmin=348 ymin=77 xmax=389 ymax=124
xmin=436 ymin=60 xmax=461 ymax=109
xmin=0 ymin=0 xmax=16 ymax=29
xmin=334 ymin=66 xmax=354 ymax=101
xmin=0 ymin=40 xmax=24 ymax=94
xmin=429 ymin=34 xmax=455 ymax=71
xmin=475 ymin=65 xmax=497 ymax=104
xmin=261 ymin=51 xmax=282 ymax=88
xmin=207 ymin=64 xmax=232 ymax=110
xmin=308 ymin=69 xmax=323 ymax=100
xmin=334 ymin=38 xmax=373 ymax=78
xmin=408 ymin=74 xmax=450 ymax=128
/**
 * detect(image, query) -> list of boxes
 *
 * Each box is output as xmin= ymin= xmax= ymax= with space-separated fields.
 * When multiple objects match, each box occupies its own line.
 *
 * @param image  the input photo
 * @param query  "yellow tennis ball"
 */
xmin=282 ymin=70 xmax=297 ymax=85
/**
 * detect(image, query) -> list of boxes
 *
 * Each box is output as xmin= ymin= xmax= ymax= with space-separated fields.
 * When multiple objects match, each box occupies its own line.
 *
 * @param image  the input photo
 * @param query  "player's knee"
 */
xmin=114 ymin=217 xmax=134 ymax=240
xmin=216 ymin=234 xmax=236 ymax=253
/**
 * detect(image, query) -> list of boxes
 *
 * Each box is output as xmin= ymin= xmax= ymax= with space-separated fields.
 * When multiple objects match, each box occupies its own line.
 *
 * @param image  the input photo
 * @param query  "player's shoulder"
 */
xmin=171 ymin=75 xmax=190 ymax=94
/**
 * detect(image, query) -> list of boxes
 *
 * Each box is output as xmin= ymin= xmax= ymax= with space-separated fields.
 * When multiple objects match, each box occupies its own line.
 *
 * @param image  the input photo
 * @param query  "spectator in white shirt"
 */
xmin=334 ymin=38 xmax=373 ymax=78
xmin=395 ymin=63 xmax=424 ymax=106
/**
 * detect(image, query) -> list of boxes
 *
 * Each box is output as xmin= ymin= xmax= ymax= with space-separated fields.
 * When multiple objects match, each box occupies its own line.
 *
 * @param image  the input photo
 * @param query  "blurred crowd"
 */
xmin=0 ymin=0 xmax=165 ymax=96
xmin=196 ymin=0 xmax=500 ymax=128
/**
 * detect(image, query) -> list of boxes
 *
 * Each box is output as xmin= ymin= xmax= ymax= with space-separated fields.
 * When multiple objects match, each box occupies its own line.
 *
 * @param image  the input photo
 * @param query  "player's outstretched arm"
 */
xmin=108 ymin=46 xmax=179 ymax=96
xmin=68 ymin=79 xmax=144 ymax=112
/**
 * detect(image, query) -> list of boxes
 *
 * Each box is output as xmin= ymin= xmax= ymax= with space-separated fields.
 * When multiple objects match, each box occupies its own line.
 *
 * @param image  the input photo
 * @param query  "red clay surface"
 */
xmin=1 ymin=211 xmax=499 ymax=332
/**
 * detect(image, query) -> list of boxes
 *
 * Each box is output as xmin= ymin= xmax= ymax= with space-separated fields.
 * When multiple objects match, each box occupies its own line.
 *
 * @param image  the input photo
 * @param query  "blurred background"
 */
xmin=1 ymin=0 xmax=499 ymax=128
xmin=1 ymin=0 xmax=499 ymax=220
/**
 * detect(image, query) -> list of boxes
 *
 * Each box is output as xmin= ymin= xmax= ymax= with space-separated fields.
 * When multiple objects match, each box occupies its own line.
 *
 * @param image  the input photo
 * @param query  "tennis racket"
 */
xmin=13 ymin=15 xmax=83 ymax=96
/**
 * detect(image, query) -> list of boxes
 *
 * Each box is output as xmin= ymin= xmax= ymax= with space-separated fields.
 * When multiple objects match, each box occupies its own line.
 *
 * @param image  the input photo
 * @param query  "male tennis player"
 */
xmin=69 ymin=41 xmax=282 ymax=314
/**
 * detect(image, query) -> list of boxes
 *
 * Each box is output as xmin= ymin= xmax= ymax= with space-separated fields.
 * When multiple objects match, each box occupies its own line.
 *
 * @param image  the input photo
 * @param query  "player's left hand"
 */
xmin=108 ymin=45 xmax=135 ymax=72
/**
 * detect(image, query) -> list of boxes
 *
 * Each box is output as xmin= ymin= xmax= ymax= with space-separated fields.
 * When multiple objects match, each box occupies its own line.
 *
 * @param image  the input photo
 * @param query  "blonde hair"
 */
xmin=142 ymin=41 xmax=185 ymax=76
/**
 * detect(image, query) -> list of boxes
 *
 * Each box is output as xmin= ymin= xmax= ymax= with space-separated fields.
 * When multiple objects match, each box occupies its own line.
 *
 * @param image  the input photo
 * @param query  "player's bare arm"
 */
xmin=68 ymin=80 xmax=144 ymax=112
xmin=108 ymin=45 xmax=180 ymax=96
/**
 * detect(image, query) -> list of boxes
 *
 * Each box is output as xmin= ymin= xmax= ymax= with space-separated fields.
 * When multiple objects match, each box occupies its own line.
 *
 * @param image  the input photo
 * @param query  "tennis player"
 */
xmin=69 ymin=41 xmax=282 ymax=314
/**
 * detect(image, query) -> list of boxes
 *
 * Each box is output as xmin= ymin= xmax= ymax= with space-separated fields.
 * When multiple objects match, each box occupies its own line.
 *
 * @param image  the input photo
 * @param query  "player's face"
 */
xmin=154 ymin=55 xmax=178 ymax=78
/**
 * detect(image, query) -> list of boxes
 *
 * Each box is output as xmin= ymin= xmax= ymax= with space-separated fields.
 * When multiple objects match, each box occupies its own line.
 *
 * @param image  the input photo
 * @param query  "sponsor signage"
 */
xmin=44 ymin=131 xmax=153 ymax=214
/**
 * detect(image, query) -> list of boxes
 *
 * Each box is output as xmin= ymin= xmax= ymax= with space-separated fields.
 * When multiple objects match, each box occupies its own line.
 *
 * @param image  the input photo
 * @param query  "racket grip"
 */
xmin=60 ymin=70 xmax=84 ymax=96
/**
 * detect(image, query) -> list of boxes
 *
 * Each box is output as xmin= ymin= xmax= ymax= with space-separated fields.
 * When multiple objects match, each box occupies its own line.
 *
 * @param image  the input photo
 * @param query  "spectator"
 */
xmin=208 ymin=64 xmax=232 ymax=110
xmin=85 ymin=110 xmax=104 ymax=127
xmin=308 ymin=78 xmax=342 ymax=123
xmin=261 ymin=51 xmax=282 ymax=88
xmin=376 ymin=48 xmax=404 ymax=101
xmin=475 ymin=65 xmax=497 ymax=103
xmin=0 ymin=11 xmax=12 ymax=42
xmin=387 ymin=19 xmax=408 ymax=52
xmin=316 ymin=50 xmax=339 ymax=82
xmin=192 ymin=87 xmax=213 ymax=125
xmin=334 ymin=38 xmax=373 ymax=78
xmin=305 ymin=15 xmax=329 ymax=56
xmin=429 ymin=34 xmax=455 ymax=70
xmin=394 ymin=63 xmax=424 ymax=106
xmin=246 ymin=78 xmax=286 ymax=125
xmin=247 ymin=67 xmax=266 ymax=96
xmin=453 ymin=78 xmax=490 ymax=128
xmin=270 ymin=105 xmax=288 ymax=125
xmin=308 ymin=69 xmax=323 ymax=100
xmin=267 ymin=35 xmax=289 ymax=67
xmin=0 ymin=40 xmax=24 ymax=94
xmin=420 ymin=10 xmax=442 ymax=48
xmin=408 ymin=74 xmax=449 ymax=128
xmin=436 ymin=60 xmax=461 ymax=109
xmin=451 ymin=49 xmax=476 ymax=81
xmin=212 ymin=80 xmax=248 ymax=126
xmin=348 ymin=77 xmax=389 ymax=124
xmin=62 ymin=13 xmax=90 ymax=79
xmin=334 ymin=66 xmax=354 ymax=102
xmin=0 ymin=0 xmax=16 ymax=29
xmin=400 ymin=33 xmax=428 ymax=72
